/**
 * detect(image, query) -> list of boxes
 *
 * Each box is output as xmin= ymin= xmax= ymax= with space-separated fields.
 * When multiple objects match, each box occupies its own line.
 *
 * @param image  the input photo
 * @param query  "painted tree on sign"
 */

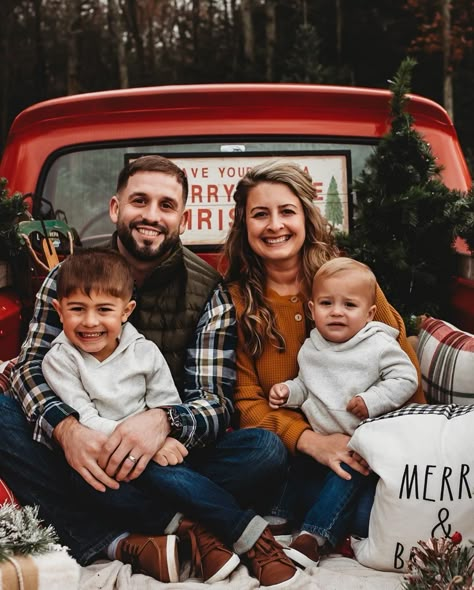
xmin=325 ymin=176 xmax=344 ymax=227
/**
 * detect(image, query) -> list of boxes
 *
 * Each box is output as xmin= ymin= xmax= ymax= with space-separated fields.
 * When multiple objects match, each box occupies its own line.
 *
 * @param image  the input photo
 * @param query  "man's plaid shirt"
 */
xmin=10 ymin=267 xmax=237 ymax=449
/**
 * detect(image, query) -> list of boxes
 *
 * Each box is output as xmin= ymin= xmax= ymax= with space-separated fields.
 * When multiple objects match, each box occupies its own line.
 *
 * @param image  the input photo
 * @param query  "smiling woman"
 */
xmin=220 ymin=160 xmax=425 ymax=570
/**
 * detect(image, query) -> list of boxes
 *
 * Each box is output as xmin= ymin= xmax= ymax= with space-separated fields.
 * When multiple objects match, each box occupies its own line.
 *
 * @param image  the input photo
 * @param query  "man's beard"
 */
xmin=116 ymin=220 xmax=180 ymax=262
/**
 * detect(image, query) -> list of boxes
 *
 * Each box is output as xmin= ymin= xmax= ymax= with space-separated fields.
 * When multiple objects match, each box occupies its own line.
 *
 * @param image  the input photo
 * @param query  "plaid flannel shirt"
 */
xmin=10 ymin=267 xmax=237 ymax=449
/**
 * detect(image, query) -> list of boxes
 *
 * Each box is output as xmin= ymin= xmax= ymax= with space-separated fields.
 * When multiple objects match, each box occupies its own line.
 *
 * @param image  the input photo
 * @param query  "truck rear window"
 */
xmin=40 ymin=139 xmax=375 ymax=249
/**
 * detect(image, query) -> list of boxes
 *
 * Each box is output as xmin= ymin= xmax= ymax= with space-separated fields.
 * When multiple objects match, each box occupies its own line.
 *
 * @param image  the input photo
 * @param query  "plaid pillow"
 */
xmin=417 ymin=317 xmax=474 ymax=405
xmin=0 ymin=358 xmax=16 ymax=395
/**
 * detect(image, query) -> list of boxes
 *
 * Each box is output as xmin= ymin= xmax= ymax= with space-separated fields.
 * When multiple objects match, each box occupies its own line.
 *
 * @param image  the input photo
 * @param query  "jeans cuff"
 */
xmin=302 ymin=524 xmax=334 ymax=547
xmin=233 ymin=515 xmax=268 ymax=555
xmin=164 ymin=512 xmax=183 ymax=535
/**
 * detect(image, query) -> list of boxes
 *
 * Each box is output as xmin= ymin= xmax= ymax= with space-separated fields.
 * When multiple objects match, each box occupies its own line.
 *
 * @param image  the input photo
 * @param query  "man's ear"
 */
xmin=109 ymin=195 xmax=120 ymax=224
xmin=179 ymin=209 xmax=190 ymax=235
xmin=52 ymin=299 xmax=63 ymax=323
xmin=122 ymin=300 xmax=137 ymax=323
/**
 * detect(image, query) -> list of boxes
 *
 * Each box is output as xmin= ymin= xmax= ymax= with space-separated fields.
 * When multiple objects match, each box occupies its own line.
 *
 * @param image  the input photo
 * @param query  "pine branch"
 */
xmin=389 ymin=56 xmax=417 ymax=123
xmin=0 ymin=177 xmax=27 ymax=258
xmin=402 ymin=533 xmax=474 ymax=590
xmin=0 ymin=504 xmax=60 ymax=562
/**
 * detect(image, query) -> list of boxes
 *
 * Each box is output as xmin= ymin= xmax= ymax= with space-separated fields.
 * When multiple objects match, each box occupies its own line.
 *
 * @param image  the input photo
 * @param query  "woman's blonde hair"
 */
xmin=223 ymin=160 xmax=339 ymax=357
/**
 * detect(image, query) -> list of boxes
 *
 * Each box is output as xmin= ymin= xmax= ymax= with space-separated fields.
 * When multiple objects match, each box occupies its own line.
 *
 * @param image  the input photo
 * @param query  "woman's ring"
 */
xmin=128 ymin=455 xmax=137 ymax=463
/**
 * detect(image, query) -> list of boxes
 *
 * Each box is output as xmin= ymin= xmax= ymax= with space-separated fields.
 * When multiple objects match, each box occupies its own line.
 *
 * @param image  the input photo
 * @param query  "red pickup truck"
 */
xmin=0 ymin=83 xmax=472 ymax=360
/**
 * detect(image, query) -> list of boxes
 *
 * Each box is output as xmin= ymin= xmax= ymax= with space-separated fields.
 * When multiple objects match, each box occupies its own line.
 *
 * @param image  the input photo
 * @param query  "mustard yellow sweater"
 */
xmin=230 ymin=284 xmax=425 ymax=454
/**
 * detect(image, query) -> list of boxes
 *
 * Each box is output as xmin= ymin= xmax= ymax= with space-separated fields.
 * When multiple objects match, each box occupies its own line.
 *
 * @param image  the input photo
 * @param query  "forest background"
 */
xmin=0 ymin=0 xmax=473 ymax=173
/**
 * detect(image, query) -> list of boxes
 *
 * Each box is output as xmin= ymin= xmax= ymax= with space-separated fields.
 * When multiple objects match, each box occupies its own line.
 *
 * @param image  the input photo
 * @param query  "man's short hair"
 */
xmin=116 ymin=155 xmax=188 ymax=203
xmin=313 ymin=257 xmax=377 ymax=303
xmin=56 ymin=248 xmax=134 ymax=301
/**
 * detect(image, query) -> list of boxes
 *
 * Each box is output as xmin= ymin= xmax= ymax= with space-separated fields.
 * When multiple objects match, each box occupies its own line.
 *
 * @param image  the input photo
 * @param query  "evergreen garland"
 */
xmin=0 ymin=177 xmax=27 ymax=259
xmin=0 ymin=504 xmax=59 ymax=562
xmin=402 ymin=533 xmax=474 ymax=590
xmin=337 ymin=58 xmax=474 ymax=329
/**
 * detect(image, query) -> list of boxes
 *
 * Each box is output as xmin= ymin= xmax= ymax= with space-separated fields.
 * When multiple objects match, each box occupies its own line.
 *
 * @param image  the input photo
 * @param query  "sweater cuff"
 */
xmin=282 ymin=422 xmax=312 ymax=455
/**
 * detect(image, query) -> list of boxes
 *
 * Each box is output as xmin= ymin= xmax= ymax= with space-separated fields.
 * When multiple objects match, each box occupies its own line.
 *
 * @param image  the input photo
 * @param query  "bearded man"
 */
xmin=1 ymin=155 xmax=288 ymax=584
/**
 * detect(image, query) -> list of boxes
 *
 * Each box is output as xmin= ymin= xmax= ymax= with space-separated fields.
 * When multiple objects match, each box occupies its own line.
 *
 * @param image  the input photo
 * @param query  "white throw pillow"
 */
xmin=349 ymin=403 xmax=474 ymax=572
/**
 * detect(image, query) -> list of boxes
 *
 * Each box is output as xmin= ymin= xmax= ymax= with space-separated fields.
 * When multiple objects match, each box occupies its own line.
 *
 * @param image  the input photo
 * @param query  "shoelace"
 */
xmin=250 ymin=532 xmax=290 ymax=569
xmin=186 ymin=527 xmax=204 ymax=577
xmin=186 ymin=525 xmax=226 ymax=577
xmin=121 ymin=540 xmax=141 ymax=572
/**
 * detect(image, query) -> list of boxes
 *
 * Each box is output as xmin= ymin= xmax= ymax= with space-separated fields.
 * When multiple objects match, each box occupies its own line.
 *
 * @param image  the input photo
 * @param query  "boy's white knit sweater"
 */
xmin=43 ymin=322 xmax=181 ymax=435
xmin=283 ymin=321 xmax=418 ymax=435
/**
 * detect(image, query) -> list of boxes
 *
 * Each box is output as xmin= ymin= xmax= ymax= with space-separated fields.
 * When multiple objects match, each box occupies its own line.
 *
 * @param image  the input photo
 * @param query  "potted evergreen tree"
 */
xmin=337 ymin=58 xmax=474 ymax=332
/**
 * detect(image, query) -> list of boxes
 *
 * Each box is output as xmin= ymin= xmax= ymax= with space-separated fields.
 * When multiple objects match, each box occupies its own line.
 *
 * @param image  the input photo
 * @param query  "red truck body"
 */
xmin=0 ymin=83 xmax=472 ymax=359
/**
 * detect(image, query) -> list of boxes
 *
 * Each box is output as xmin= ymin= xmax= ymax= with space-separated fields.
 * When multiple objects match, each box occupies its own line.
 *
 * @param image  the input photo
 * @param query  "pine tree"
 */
xmin=337 ymin=58 xmax=474 ymax=328
xmin=325 ymin=176 xmax=344 ymax=227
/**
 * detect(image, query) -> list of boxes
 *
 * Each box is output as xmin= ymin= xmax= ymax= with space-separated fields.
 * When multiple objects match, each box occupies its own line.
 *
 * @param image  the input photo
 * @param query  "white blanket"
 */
xmin=79 ymin=556 xmax=404 ymax=590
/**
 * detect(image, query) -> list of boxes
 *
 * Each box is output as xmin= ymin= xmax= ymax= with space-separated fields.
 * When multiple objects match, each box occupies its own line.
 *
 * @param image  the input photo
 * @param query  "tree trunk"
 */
xmin=0 ymin=5 xmax=11 ymax=146
xmin=125 ymin=0 xmax=146 ymax=82
xmin=32 ymin=0 xmax=47 ymax=100
xmin=241 ymin=0 xmax=255 ymax=68
xmin=66 ymin=0 xmax=82 ymax=95
xmin=265 ymin=0 xmax=276 ymax=81
xmin=108 ymin=0 xmax=129 ymax=88
xmin=336 ymin=0 xmax=342 ymax=65
xmin=192 ymin=0 xmax=200 ymax=67
xmin=442 ymin=0 xmax=453 ymax=121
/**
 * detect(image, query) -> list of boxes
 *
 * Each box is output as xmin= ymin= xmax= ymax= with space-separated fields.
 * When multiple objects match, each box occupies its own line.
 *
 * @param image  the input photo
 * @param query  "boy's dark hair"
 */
xmin=116 ymin=155 xmax=188 ymax=203
xmin=56 ymin=248 xmax=134 ymax=301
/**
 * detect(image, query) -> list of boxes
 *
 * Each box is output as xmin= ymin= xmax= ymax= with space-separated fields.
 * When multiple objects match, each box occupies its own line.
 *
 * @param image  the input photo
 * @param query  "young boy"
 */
xmin=268 ymin=257 xmax=418 ymax=568
xmin=43 ymin=248 xmax=298 ymax=587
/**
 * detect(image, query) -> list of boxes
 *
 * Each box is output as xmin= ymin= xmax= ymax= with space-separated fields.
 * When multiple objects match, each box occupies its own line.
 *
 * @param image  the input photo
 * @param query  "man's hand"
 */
xmin=296 ymin=429 xmax=370 ymax=480
xmin=153 ymin=437 xmax=189 ymax=466
xmin=98 ymin=409 xmax=171 ymax=481
xmin=53 ymin=416 xmax=120 ymax=492
xmin=268 ymin=383 xmax=290 ymax=409
xmin=347 ymin=395 xmax=369 ymax=420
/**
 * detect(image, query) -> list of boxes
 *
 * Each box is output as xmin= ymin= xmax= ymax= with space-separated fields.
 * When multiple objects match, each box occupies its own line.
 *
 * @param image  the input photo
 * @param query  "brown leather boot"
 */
xmin=116 ymin=533 xmax=179 ymax=582
xmin=245 ymin=527 xmax=299 ymax=588
xmin=177 ymin=519 xmax=240 ymax=583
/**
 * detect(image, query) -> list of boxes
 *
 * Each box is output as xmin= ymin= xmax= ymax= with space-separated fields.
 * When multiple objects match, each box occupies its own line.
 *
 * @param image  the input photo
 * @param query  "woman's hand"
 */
xmin=296 ymin=429 xmax=370 ymax=480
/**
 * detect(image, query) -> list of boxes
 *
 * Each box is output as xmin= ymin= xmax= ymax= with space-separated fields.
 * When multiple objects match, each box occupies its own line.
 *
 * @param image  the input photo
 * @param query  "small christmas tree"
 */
xmin=337 ymin=58 xmax=474 ymax=329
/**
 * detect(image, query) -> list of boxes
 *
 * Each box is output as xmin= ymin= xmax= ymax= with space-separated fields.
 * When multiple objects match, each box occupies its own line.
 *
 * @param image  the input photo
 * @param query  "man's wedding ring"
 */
xmin=128 ymin=455 xmax=137 ymax=463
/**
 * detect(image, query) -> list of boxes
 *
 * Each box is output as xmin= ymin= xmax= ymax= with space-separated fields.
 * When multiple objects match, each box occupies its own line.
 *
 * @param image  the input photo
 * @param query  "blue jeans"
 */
xmin=0 ymin=396 xmax=287 ymax=564
xmin=272 ymin=454 xmax=376 ymax=546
